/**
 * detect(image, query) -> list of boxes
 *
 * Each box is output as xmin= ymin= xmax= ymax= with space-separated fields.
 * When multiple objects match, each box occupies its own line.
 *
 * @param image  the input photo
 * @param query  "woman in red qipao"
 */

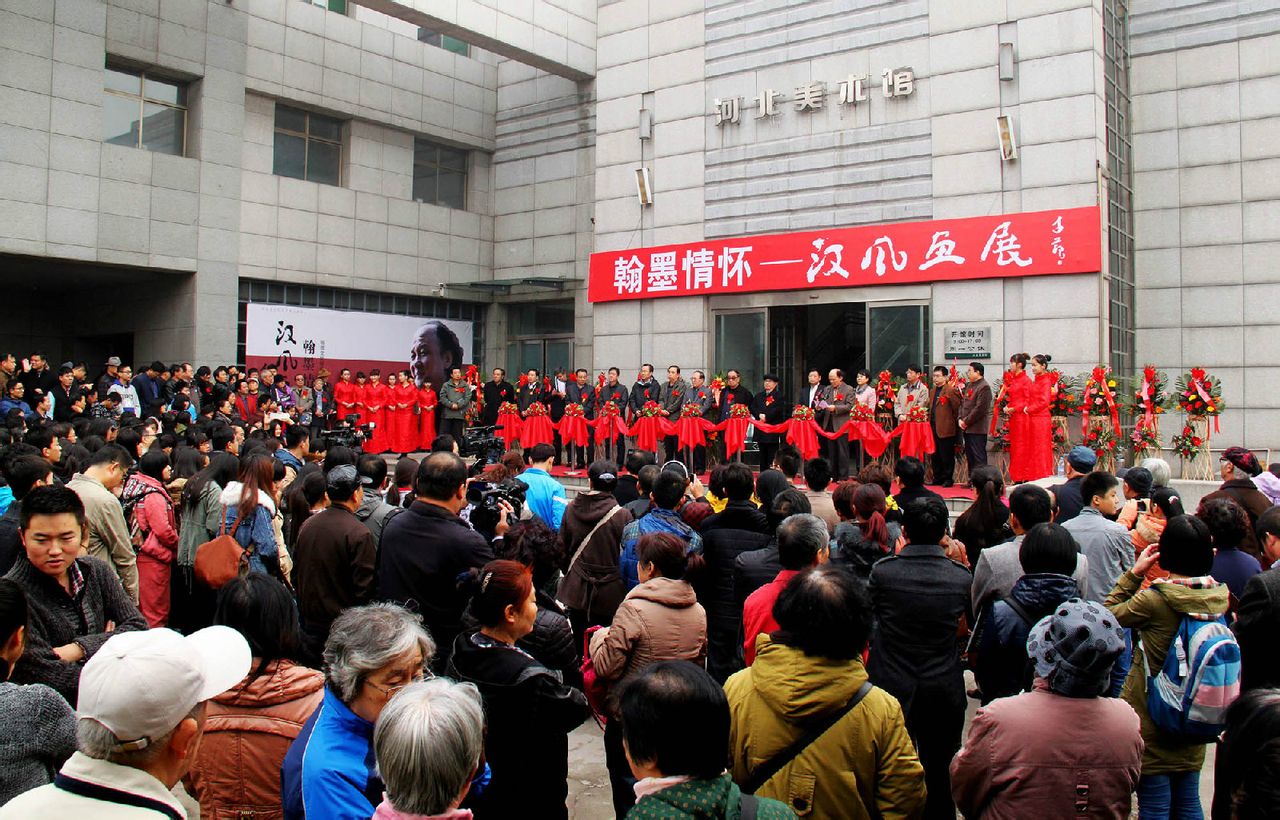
xmin=1023 ymin=354 xmax=1057 ymax=480
xmin=333 ymin=368 xmax=358 ymax=424
xmin=363 ymin=370 xmax=390 ymax=454
xmin=389 ymin=370 xmax=419 ymax=455
xmin=417 ymin=379 xmax=438 ymax=450
xmin=1002 ymin=353 xmax=1035 ymax=482
xmin=352 ymin=371 xmax=369 ymax=425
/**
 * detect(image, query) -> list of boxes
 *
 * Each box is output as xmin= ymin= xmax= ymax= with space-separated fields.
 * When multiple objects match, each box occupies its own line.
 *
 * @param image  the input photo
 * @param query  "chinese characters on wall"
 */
xmin=588 ymin=206 xmax=1103 ymax=303
xmin=944 ymin=327 xmax=992 ymax=360
xmin=714 ymin=68 xmax=916 ymax=126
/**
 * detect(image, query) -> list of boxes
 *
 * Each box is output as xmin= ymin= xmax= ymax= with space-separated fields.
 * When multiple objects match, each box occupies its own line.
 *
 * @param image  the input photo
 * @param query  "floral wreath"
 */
xmin=1081 ymin=365 xmax=1120 ymax=435
xmin=1170 ymin=425 xmax=1204 ymax=460
xmin=1175 ymin=368 xmax=1223 ymax=417
xmin=1131 ymin=365 xmax=1170 ymax=422
xmin=1048 ymin=370 xmax=1081 ymax=416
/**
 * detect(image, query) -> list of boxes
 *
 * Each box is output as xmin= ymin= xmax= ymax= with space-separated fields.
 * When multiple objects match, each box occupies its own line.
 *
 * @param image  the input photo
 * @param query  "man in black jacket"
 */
xmin=868 ymin=496 xmax=972 ymax=820
xmin=695 ymin=462 xmax=771 ymax=682
xmin=1236 ymin=507 xmax=1280 ymax=691
xmin=750 ymin=374 xmax=787 ymax=472
xmin=564 ymin=368 xmax=597 ymax=469
xmin=481 ymin=367 xmax=516 ymax=427
xmin=598 ymin=368 xmax=629 ymax=468
xmin=378 ymin=452 xmax=499 ymax=671
xmin=1048 ymin=445 xmax=1097 ymax=523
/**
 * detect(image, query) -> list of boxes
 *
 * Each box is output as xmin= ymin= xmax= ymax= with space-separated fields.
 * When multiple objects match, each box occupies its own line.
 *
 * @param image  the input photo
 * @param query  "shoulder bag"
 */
xmin=194 ymin=508 xmax=249 ymax=590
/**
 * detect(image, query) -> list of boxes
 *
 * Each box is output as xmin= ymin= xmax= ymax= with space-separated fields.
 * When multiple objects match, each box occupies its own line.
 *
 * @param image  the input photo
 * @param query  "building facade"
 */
xmin=0 ymin=0 xmax=1277 ymax=449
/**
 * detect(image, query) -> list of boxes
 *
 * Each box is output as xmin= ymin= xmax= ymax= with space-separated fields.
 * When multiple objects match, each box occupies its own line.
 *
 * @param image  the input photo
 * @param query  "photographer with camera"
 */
xmin=379 ymin=452 xmax=501 ymax=672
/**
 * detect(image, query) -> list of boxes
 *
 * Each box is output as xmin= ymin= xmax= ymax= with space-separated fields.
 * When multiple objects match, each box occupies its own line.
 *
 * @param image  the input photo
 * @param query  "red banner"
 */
xmin=589 ymin=206 xmax=1101 ymax=302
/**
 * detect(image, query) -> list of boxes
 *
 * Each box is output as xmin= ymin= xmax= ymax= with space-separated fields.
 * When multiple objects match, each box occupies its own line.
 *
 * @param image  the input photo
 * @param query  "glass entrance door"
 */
xmin=868 ymin=304 xmax=930 ymax=373
xmin=714 ymin=311 xmax=766 ymax=388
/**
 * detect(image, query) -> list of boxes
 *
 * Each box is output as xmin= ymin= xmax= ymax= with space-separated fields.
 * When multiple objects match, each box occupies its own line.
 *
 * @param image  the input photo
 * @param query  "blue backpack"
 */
xmin=1144 ymin=613 xmax=1241 ymax=743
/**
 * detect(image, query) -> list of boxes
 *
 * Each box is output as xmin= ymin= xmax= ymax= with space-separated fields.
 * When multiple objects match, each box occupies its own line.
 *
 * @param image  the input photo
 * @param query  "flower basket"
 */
xmin=729 ymin=403 xmax=752 ymax=420
xmin=638 ymin=400 xmax=662 ymax=419
xmin=1048 ymin=371 xmax=1081 ymax=417
xmin=1083 ymin=420 xmax=1118 ymax=472
xmin=710 ymin=376 xmax=726 ymax=391
xmin=1131 ymin=365 xmax=1170 ymax=425
xmin=563 ymin=403 xmax=585 ymax=418
xmin=1175 ymin=368 xmax=1224 ymax=423
xmin=524 ymin=401 xmax=548 ymax=417
xmin=791 ymin=404 xmax=815 ymax=422
xmin=1052 ymin=416 xmax=1072 ymax=461
xmin=1178 ymin=417 xmax=1214 ymax=480
xmin=499 ymin=401 xmax=520 ymax=416
xmin=1081 ymin=366 xmax=1121 ymax=437
xmin=1131 ymin=417 xmax=1161 ymax=461
xmin=680 ymin=403 xmax=703 ymax=418
xmin=904 ymin=404 xmax=929 ymax=423
xmin=851 ymin=404 xmax=875 ymax=423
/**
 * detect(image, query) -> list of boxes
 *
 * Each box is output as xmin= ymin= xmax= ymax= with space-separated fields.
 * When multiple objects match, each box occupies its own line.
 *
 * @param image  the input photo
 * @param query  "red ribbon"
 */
xmin=521 ymin=414 xmax=555 ymax=448
xmin=556 ymin=414 xmax=590 ymax=447
xmin=888 ymin=420 xmax=936 ymax=460
xmin=497 ymin=408 xmax=522 ymax=449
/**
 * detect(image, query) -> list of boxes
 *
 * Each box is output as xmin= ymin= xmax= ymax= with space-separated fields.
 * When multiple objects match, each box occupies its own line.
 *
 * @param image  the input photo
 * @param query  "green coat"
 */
xmin=1105 ymin=571 xmax=1230 ymax=774
xmin=440 ymin=380 xmax=472 ymax=420
xmin=724 ymin=637 xmax=926 ymax=819
xmin=628 ymin=774 xmax=794 ymax=820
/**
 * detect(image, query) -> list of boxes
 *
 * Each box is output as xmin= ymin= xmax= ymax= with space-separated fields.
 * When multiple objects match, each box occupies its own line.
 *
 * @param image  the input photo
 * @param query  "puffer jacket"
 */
xmin=1105 ymin=572 xmax=1230 ymax=774
xmin=951 ymin=678 xmax=1143 ymax=819
xmin=186 ymin=660 xmax=325 ymax=819
xmin=974 ymin=573 xmax=1080 ymax=703
xmin=695 ymin=502 xmax=771 ymax=682
xmin=558 ymin=490 xmax=629 ymax=623
xmin=724 ymin=636 xmax=926 ymax=820
xmin=589 ymin=576 xmax=706 ymax=705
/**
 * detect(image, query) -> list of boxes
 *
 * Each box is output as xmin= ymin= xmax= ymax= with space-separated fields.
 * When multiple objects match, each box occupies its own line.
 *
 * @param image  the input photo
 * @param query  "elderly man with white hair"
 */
xmin=0 ymin=626 xmax=251 ymax=818
xmin=371 ymin=678 xmax=486 ymax=820
xmin=282 ymin=602 xmax=436 ymax=820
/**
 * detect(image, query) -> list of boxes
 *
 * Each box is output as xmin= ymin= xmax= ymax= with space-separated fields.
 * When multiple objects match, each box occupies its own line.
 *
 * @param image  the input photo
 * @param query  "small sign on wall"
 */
xmin=944 ymin=326 xmax=991 ymax=360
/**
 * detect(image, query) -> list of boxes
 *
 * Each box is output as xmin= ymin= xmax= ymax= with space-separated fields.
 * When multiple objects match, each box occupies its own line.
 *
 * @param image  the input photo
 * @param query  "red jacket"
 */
xmin=130 ymin=472 xmax=178 ymax=562
xmin=742 ymin=569 xmax=799 ymax=666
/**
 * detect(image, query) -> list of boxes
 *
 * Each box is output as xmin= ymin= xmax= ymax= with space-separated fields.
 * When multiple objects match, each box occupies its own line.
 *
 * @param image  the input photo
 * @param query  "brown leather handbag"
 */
xmin=194 ymin=511 xmax=249 ymax=590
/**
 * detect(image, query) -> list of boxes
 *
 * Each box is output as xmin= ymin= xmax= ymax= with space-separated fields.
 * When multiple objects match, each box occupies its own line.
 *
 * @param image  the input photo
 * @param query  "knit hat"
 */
xmin=1026 ymin=598 xmax=1126 ymax=698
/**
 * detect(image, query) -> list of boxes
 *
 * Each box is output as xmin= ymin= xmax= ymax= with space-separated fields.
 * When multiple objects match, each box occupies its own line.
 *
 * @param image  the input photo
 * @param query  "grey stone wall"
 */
xmin=1131 ymin=1 xmax=1280 ymax=450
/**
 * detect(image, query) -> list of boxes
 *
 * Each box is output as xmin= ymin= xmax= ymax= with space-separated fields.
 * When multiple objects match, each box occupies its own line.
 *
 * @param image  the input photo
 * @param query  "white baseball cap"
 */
xmin=77 ymin=626 xmax=252 ymax=751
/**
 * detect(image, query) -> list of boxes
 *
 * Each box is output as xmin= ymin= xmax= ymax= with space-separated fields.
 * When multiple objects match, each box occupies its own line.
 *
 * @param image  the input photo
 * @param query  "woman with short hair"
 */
xmin=186 ymin=574 xmax=324 ymax=818
xmin=446 ymin=560 xmax=589 ymax=819
xmin=590 ymin=532 xmax=708 ymax=818
xmin=282 ymin=602 xmax=436 ymax=819
xmin=371 ymin=678 xmax=485 ymax=820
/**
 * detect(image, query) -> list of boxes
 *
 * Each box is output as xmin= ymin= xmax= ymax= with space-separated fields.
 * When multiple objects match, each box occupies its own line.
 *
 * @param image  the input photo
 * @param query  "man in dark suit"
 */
xmin=867 ymin=497 xmax=973 ymax=820
xmin=713 ymin=369 xmax=753 ymax=466
xmin=565 ymin=368 xmax=597 ymax=469
xmin=822 ymin=368 xmax=855 ymax=479
xmin=598 ymin=367 xmax=629 ymax=467
xmin=957 ymin=362 xmax=993 ymax=469
xmin=750 ymin=374 xmax=787 ymax=472
xmin=685 ymin=370 xmax=716 ymax=474
xmin=548 ymin=368 xmax=568 ymax=465
xmin=928 ymin=366 xmax=963 ymax=487
xmin=659 ymin=365 xmax=690 ymax=465
xmin=516 ymin=367 xmax=549 ymax=413
xmin=802 ymin=368 xmax=830 ymax=462
xmin=1234 ymin=507 xmax=1280 ymax=691
xmin=481 ymin=367 xmax=516 ymax=427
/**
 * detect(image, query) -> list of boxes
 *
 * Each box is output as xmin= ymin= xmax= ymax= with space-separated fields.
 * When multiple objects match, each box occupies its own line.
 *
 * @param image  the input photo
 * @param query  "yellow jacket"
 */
xmin=724 ymin=637 xmax=927 ymax=819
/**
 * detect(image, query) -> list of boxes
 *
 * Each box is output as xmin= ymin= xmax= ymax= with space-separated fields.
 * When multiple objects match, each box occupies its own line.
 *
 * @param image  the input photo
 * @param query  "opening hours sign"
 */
xmin=588 ymin=206 xmax=1102 ymax=303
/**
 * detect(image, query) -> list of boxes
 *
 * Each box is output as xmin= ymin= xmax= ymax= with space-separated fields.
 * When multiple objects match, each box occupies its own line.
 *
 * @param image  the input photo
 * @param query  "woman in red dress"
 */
xmin=1002 ymin=353 xmax=1034 ymax=482
xmin=333 ymin=368 xmax=357 ymax=424
xmin=352 ymin=371 xmax=369 ymax=425
xmin=363 ymin=370 xmax=390 ymax=454
xmin=417 ymin=380 xmax=438 ymax=450
xmin=1024 ymin=354 xmax=1057 ymax=479
xmin=389 ymin=370 xmax=419 ymax=455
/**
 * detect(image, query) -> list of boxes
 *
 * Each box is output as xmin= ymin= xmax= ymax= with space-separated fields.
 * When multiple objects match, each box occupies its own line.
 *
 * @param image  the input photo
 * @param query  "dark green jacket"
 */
xmin=628 ymin=773 xmax=795 ymax=819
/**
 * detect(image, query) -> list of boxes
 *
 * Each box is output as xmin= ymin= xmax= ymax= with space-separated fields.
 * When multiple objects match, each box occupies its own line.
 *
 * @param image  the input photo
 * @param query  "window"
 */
xmin=1104 ymin=0 xmax=1135 ymax=379
xmin=102 ymin=66 xmax=187 ymax=155
xmin=417 ymin=28 xmax=470 ymax=56
xmin=413 ymin=138 xmax=468 ymax=209
xmin=303 ymin=0 xmax=347 ymax=12
xmin=273 ymin=105 xmax=343 ymax=186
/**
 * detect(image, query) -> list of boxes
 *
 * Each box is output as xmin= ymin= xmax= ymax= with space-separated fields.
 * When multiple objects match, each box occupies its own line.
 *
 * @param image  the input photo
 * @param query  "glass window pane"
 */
xmin=418 ymin=28 xmax=442 ymax=46
xmin=412 ymin=169 xmax=436 ymax=203
xmin=868 ymin=305 xmax=926 ymax=374
xmin=306 ymin=139 xmax=341 ymax=185
xmin=103 ymin=94 xmax=141 ymax=147
xmin=105 ymin=68 xmax=140 ymax=96
xmin=546 ymin=339 xmax=572 ymax=375
xmin=140 ymin=103 xmax=184 ymax=155
xmin=142 ymin=76 xmax=183 ymax=105
xmin=273 ymin=132 xmax=307 ymax=179
xmin=275 ymin=104 xmax=306 ymax=133
xmin=439 ymin=146 xmax=468 ymax=170
xmin=442 ymin=35 xmax=469 ymax=56
xmin=437 ymin=170 xmax=465 ymax=208
xmin=309 ymin=114 xmax=343 ymax=142
xmin=715 ymin=312 xmax=765 ymax=390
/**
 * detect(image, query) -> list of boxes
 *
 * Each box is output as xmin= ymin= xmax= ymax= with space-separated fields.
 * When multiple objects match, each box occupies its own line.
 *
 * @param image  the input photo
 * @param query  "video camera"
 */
xmin=460 ymin=424 xmax=505 ymax=465
xmin=465 ymin=476 xmax=527 ymax=535
xmin=320 ymin=413 xmax=374 ymax=452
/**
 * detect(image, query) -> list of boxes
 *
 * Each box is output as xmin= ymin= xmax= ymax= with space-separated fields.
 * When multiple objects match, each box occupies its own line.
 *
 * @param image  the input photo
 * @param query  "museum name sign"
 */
xmin=587 ymin=206 xmax=1102 ymax=303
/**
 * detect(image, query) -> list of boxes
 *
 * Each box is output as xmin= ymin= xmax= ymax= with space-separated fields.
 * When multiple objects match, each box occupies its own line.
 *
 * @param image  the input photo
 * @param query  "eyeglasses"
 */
xmin=363 ymin=668 xmax=431 ymax=698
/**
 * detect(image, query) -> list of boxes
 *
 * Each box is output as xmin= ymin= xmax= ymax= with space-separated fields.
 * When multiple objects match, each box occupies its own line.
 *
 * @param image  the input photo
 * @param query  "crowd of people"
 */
xmin=0 ymin=348 xmax=1279 ymax=819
